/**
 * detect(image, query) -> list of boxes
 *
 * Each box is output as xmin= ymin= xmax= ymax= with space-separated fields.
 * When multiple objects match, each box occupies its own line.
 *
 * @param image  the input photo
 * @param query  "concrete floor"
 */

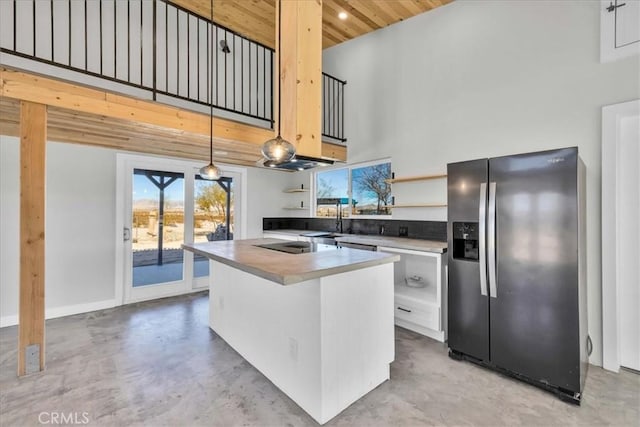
xmin=1 ymin=292 xmax=638 ymax=426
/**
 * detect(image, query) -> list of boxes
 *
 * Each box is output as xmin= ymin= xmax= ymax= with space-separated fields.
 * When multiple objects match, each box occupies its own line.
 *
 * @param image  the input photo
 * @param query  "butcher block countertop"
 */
xmin=182 ymin=238 xmax=400 ymax=285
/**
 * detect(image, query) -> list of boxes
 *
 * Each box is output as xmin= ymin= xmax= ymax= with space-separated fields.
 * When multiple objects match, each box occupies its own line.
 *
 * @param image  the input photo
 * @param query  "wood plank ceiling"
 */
xmin=171 ymin=0 xmax=453 ymax=49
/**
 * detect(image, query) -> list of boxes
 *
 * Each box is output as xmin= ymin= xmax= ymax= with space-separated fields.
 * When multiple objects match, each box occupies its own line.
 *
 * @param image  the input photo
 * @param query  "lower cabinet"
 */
xmin=378 ymin=246 xmax=447 ymax=342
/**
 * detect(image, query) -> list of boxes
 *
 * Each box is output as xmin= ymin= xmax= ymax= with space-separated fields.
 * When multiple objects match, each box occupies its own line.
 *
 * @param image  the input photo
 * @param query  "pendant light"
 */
xmin=199 ymin=0 xmax=222 ymax=180
xmin=261 ymin=0 xmax=296 ymax=163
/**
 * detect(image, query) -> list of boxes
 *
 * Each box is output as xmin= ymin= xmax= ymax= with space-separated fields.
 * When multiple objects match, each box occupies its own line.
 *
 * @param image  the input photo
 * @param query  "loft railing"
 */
xmin=0 ymin=0 xmax=346 ymax=143
xmin=0 ymin=0 xmax=273 ymax=124
xmin=322 ymin=72 xmax=346 ymax=143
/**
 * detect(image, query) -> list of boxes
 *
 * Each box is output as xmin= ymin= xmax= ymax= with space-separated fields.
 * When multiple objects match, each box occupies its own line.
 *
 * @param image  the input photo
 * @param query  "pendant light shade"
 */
xmin=200 ymin=0 xmax=221 ymax=181
xmin=261 ymin=135 xmax=296 ymax=163
xmin=262 ymin=0 xmax=295 ymax=163
xmin=199 ymin=162 xmax=222 ymax=180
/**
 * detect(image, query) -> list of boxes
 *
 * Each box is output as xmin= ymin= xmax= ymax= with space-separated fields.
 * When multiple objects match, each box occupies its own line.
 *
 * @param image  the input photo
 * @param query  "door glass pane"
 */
xmin=193 ymin=176 xmax=234 ymax=278
xmin=132 ymin=169 xmax=185 ymax=286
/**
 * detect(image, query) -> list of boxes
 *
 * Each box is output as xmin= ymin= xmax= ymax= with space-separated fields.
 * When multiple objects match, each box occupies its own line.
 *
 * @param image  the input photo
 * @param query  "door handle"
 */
xmin=123 ymin=227 xmax=131 ymax=242
xmin=487 ymin=182 xmax=497 ymax=298
xmin=478 ymin=183 xmax=488 ymax=296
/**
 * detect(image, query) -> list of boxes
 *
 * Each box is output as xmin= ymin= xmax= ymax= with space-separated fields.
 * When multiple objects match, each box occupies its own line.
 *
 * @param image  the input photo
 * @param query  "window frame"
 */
xmin=312 ymin=158 xmax=393 ymax=219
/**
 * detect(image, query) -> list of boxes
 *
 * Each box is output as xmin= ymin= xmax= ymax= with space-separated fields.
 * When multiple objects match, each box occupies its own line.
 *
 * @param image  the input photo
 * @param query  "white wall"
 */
xmin=317 ymin=0 xmax=640 ymax=366
xmin=0 ymin=136 xmax=287 ymax=325
xmin=0 ymin=137 xmax=20 ymax=325
xmin=245 ymin=167 xmax=303 ymax=238
xmin=0 ymin=137 xmax=118 ymax=325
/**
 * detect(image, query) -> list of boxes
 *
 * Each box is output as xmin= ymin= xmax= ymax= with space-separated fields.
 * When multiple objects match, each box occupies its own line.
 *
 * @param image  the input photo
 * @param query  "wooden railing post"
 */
xmin=18 ymin=101 xmax=47 ymax=376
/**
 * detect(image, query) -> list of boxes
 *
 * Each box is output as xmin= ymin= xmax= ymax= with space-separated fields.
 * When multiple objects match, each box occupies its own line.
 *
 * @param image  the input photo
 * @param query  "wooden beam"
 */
xmin=321 ymin=141 xmax=347 ymax=162
xmin=0 ymin=67 xmax=273 ymax=147
xmin=18 ymin=101 xmax=47 ymax=376
xmin=279 ymin=0 xmax=323 ymax=158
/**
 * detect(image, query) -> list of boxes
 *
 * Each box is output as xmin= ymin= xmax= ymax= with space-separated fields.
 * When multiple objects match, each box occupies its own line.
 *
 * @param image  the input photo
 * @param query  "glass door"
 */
xmin=132 ymin=168 xmax=185 ymax=287
xmin=193 ymin=175 xmax=234 ymax=286
xmin=124 ymin=164 xmax=189 ymax=303
xmin=118 ymin=154 xmax=243 ymax=303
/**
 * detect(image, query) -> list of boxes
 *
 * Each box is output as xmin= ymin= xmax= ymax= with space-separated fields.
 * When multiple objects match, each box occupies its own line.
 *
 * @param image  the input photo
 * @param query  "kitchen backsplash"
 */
xmin=263 ymin=217 xmax=447 ymax=242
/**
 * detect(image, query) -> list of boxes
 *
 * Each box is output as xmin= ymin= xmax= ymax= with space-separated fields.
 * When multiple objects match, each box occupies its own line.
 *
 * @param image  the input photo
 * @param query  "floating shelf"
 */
xmin=390 ymin=203 xmax=447 ymax=208
xmin=284 ymin=188 xmax=310 ymax=193
xmin=284 ymin=184 xmax=309 ymax=193
xmin=386 ymin=173 xmax=447 ymax=184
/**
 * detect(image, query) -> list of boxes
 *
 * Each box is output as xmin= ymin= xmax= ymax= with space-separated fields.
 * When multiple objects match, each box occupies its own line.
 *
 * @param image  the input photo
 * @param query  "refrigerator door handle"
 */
xmin=488 ymin=182 xmax=498 ymax=298
xmin=478 ymin=183 xmax=488 ymax=296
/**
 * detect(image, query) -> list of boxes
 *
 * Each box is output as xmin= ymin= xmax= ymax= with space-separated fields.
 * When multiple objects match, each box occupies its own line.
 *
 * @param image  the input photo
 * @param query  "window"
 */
xmin=315 ymin=160 xmax=392 ymax=217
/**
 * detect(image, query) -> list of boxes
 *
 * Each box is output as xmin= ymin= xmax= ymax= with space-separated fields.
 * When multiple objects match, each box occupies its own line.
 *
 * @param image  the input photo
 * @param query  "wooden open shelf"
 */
xmin=390 ymin=203 xmax=447 ymax=208
xmin=386 ymin=173 xmax=447 ymax=184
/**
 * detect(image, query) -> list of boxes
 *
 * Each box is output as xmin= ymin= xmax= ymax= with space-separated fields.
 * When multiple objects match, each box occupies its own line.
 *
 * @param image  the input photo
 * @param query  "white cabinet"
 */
xmin=601 ymin=0 xmax=640 ymax=62
xmin=378 ymin=246 xmax=447 ymax=342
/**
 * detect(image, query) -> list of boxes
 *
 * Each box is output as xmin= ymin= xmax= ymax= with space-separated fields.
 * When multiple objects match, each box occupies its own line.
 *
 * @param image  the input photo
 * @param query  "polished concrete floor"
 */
xmin=1 ymin=292 xmax=638 ymax=426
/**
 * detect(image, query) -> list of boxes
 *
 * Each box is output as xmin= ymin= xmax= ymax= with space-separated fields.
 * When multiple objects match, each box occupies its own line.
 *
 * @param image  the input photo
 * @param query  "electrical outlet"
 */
xmin=219 ymin=296 xmax=225 ymax=310
xmin=289 ymin=337 xmax=298 ymax=361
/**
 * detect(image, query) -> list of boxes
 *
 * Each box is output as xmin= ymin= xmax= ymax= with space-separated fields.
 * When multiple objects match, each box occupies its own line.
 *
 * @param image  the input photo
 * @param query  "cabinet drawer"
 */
xmin=394 ymin=301 xmax=440 ymax=331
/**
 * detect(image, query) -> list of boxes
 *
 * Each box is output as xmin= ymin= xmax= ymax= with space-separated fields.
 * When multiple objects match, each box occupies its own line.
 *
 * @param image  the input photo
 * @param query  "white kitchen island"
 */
xmin=182 ymin=239 xmax=400 ymax=424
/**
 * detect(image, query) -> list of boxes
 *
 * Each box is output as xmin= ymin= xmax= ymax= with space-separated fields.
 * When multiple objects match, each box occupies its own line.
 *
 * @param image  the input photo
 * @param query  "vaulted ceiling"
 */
xmin=170 ymin=0 xmax=453 ymax=49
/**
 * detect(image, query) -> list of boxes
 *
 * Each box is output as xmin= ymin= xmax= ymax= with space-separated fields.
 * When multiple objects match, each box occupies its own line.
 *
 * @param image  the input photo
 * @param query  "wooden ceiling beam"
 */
xmin=279 ymin=0 xmax=323 ymax=159
xmin=0 ymin=67 xmax=274 ymax=148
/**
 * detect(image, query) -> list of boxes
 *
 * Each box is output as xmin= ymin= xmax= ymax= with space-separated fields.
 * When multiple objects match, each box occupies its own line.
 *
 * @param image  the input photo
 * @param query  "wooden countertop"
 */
xmin=182 ymin=238 xmax=400 ymax=285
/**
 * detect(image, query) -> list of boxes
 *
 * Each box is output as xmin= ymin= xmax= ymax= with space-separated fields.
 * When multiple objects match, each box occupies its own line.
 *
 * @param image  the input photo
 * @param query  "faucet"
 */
xmin=335 ymin=200 xmax=343 ymax=234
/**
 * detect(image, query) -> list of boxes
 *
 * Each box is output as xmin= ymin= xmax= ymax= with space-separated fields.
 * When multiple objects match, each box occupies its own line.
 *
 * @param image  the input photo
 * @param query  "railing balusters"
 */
xmin=99 ymin=0 xmax=103 ymax=74
xmin=241 ymin=39 xmax=244 ymax=114
xmin=1 ymin=0 xmax=343 ymax=139
xmin=13 ymin=0 xmax=17 ymax=52
xmin=84 ymin=0 xmax=87 ymax=70
xmin=68 ymin=0 xmax=71 ymax=66
xmin=32 ymin=0 xmax=36 ymax=56
xmin=152 ymin=0 xmax=157 ymax=99
xmin=215 ymin=25 xmax=219 ymax=106
xmin=50 ymin=0 xmax=54 ymax=61
xmin=321 ymin=72 xmax=347 ymax=142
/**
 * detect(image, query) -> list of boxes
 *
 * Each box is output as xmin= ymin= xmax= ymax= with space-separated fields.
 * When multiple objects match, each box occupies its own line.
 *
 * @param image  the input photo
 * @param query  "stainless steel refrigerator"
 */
xmin=447 ymin=147 xmax=589 ymax=403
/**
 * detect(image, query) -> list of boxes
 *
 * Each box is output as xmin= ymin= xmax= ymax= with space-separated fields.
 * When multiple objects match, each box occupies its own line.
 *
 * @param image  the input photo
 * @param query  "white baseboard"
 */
xmin=0 ymin=299 xmax=117 ymax=328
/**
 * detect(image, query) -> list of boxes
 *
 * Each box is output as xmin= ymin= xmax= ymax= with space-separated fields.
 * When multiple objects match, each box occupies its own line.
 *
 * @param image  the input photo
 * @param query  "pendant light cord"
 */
xmin=209 ymin=0 xmax=214 ymax=164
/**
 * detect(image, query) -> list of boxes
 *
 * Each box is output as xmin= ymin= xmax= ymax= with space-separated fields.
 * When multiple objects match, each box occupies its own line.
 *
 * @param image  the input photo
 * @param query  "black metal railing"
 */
xmin=0 ymin=0 xmax=346 ymax=142
xmin=322 ymin=72 xmax=346 ymax=143
xmin=0 ymin=0 xmax=273 ymax=124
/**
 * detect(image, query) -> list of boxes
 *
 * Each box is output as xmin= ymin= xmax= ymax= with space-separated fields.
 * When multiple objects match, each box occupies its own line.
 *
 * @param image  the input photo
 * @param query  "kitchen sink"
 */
xmin=300 ymin=231 xmax=342 ymax=245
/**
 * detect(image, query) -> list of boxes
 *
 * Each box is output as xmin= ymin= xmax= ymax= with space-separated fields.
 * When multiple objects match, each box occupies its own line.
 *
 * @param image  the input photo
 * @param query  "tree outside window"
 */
xmin=315 ymin=161 xmax=391 ymax=217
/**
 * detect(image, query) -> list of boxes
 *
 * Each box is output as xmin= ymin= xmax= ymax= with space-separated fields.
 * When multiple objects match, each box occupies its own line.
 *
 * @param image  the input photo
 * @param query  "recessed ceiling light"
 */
xmin=338 ymin=11 xmax=348 ymax=20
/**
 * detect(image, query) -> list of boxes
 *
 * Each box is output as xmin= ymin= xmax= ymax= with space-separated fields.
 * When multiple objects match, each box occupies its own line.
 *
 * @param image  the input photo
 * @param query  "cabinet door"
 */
xmin=601 ymin=0 xmax=640 ymax=62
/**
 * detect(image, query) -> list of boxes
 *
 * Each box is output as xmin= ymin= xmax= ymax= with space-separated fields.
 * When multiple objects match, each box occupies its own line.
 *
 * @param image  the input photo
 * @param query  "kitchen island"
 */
xmin=182 ymin=238 xmax=400 ymax=424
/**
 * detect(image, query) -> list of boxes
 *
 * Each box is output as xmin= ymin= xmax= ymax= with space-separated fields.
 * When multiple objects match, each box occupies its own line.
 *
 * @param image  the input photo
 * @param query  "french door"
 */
xmin=116 ymin=154 xmax=239 ymax=304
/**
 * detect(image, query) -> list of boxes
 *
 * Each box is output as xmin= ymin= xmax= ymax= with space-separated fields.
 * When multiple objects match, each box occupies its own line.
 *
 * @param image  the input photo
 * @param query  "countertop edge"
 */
xmin=183 ymin=242 xmax=401 ymax=285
